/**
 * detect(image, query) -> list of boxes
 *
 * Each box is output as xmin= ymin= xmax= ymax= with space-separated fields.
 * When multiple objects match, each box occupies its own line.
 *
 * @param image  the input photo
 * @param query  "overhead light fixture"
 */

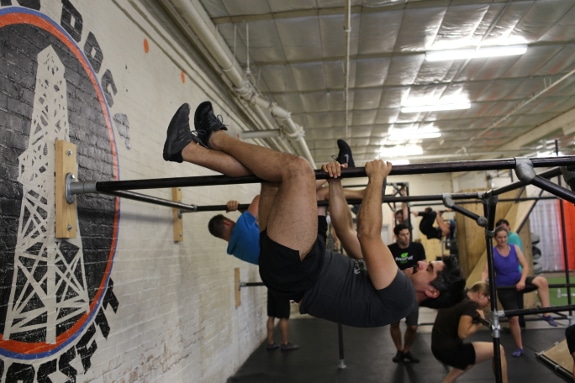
xmin=425 ymin=44 xmax=528 ymax=62
xmin=536 ymin=150 xmax=563 ymax=158
xmin=379 ymin=144 xmax=423 ymax=158
xmin=400 ymin=102 xmax=471 ymax=114
xmin=388 ymin=126 xmax=442 ymax=140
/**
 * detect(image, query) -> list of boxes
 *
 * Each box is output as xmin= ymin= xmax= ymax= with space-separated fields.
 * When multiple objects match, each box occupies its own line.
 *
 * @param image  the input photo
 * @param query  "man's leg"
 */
xmin=402 ymin=325 xmax=419 ymax=362
xmin=181 ymin=142 xmax=251 ymax=177
xmin=207 ymin=118 xmax=317 ymax=256
xmin=257 ymin=183 xmax=279 ymax=233
xmin=266 ymin=316 xmax=276 ymax=347
xmin=389 ymin=322 xmax=404 ymax=362
xmin=164 ymin=103 xmax=250 ymax=177
xmin=356 ymin=160 xmax=397 ymax=290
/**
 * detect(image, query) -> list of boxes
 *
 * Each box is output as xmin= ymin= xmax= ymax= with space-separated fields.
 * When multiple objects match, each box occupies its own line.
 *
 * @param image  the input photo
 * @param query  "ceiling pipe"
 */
xmin=240 ymin=130 xmax=282 ymax=139
xmin=165 ymin=0 xmax=315 ymax=166
xmin=344 ymin=0 xmax=351 ymax=140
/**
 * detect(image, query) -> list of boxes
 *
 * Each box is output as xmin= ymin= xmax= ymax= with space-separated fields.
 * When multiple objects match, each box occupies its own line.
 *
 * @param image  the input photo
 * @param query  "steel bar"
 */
xmin=105 ymin=190 xmax=198 ymax=212
xmin=72 ymin=156 xmax=575 ymax=193
xmin=408 ymin=195 xmax=558 ymax=208
xmin=490 ymin=167 xmax=562 ymax=196
xmin=239 ymin=282 xmax=265 ymax=288
xmin=498 ymin=283 xmax=575 ymax=289
xmin=181 ymin=192 xmax=488 ymax=213
xmin=483 ymin=193 xmax=503 ymax=383
xmin=337 ymin=323 xmax=346 ymax=369
xmin=502 ymin=304 xmax=575 ymax=317
xmin=530 ymin=176 xmax=575 ymax=204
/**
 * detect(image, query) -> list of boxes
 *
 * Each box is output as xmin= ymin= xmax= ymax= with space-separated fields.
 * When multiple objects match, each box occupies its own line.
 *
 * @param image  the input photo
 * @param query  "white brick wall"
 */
xmin=0 ymin=2 xmax=495 ymax=382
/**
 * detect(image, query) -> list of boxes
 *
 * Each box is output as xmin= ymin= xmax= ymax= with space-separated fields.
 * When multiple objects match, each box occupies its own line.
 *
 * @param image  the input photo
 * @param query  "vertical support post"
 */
xmin=55 ymin=140 xmax=77 ymax=238
xmin=234 ymin=267 xmax=241 ymax=308
xmin=482 ymin=192 xmax=503 ymax=383
xmin=337 ymin=323 xmax=346 ymax=369
xmin=172 ymin=187 xmax=183 ymax=242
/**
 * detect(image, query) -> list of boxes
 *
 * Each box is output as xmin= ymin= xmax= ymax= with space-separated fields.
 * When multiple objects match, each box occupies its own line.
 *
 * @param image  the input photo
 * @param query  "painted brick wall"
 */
xmin=0 ymin=1 xmax=266 ymax=382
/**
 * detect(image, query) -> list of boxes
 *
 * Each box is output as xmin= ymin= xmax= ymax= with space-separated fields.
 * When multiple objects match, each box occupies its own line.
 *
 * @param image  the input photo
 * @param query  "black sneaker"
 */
xmin=280 ymin=343 xmax=299 ymax=351
xmin=163 ymin=103 xmax=195 ymax=163
xmin=392 ymin=351 xmax=404 ymax=363
xmin=193 ymin=101 xmax=228 ymax=148
xmin=403 ymin=351 xmax=420 ymax=363
xmin=266 ymin=343 xmax=279 ymax=351
xmin=336 ymin=139 xmax=355 ymax=167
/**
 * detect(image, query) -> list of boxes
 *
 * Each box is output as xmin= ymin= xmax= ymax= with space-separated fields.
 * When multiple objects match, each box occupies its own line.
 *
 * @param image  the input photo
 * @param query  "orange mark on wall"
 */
xmin=181 ymin=71 xmax=186 ymax=83
xmin=143 ymin=38 xmax=150 ymax=53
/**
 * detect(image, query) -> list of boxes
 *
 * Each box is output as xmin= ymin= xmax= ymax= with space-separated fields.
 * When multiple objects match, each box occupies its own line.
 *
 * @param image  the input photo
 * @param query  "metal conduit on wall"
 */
xmin=164 ymin=0 xmax=316 ymax=167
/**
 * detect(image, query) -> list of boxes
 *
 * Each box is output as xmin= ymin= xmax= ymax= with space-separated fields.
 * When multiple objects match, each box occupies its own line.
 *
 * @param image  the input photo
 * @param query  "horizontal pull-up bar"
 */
xmin=181 ymin=191 xmax=489 ymax=213
xmin=500 ymin=304 xmax=575 ymax=318
xmin=68 ymin=156 xmax=575 ymax=195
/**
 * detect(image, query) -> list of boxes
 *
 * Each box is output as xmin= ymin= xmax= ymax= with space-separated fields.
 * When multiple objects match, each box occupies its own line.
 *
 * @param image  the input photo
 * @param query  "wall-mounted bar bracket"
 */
xmin=172 ymin=187 xmax=183 ymax=242
xmin=55 ymin=140 xmax=78 ymax=239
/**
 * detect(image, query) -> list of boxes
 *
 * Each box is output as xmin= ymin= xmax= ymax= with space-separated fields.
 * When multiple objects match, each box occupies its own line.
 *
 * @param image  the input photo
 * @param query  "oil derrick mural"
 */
xmin=4 ymin=46 xmax=89 ymax=345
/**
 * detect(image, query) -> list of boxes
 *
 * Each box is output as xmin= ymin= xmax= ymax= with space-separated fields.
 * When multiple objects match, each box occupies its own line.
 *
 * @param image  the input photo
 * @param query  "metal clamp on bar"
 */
xmin=442 ymin=193 xmax=455 ymax=208
xmin=442 ymin=193 xmax=488 ymax=228
xmin=514 ymin=157 xmax=537 ymax=183
xmin=491 ymin=310 xmax=502 ymax=338
xmin=66 ymin=175 xmax=97 ymax=204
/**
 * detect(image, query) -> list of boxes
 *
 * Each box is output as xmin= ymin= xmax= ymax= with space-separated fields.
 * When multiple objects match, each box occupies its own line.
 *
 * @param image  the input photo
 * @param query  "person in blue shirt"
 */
xmin=208 ymin=194 xmax=299 ymax=351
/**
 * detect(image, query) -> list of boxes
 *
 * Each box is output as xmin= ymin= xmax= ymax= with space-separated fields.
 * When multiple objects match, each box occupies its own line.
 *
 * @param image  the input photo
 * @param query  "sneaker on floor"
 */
xmin=193 ymin=101 xmax=227 ymax=148
xmin=266 ymin=343 xmax=279 ymax=351
xmin=542 ymin=315 xmax=558 ymax=327
xmin=163 ymin=103 xmax=196 ymax=163
xmin=512 ymin=348 xmax=524 ymax=357
xmin=335 ymin=139 xmax=355 ymax=167
xmin=392 ymin=351 xmax=404 ymax=363
xmin=403 ymin=351 xmax=420 ymax=363
xmin=280 ymin=343 xmax=299 ymax=351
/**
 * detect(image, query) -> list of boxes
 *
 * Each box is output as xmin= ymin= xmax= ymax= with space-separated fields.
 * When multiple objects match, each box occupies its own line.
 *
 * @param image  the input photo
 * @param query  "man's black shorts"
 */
xmin=258 ymin=230 xmax=325 ymax=302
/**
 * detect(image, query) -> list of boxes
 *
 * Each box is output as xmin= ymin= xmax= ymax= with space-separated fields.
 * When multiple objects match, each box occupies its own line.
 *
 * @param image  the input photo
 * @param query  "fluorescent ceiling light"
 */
xmin=425 ymin=44 xmax=527 ymax=62
xmin=379 ymin=144 xmax=423 ymax=158
xmin=388 ymin=126 xmax=441 ymax=141
xmin=536 ymin=150 xmax=563 ymax=158
xmin=400 ymin=102 xmax=470 ymax=113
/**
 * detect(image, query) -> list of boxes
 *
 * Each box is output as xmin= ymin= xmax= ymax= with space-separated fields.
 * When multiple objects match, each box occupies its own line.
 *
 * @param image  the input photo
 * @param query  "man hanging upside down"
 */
xmin=162 ymin=101 xmax=466 ymax=328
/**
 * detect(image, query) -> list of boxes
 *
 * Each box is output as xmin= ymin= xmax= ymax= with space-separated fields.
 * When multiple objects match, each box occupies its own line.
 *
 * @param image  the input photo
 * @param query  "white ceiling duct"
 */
xmin=162 ymin=0 xmax=316 ymax=166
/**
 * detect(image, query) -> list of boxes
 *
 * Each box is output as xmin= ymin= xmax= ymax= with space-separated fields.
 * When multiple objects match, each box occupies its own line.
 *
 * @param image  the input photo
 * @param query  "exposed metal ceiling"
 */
xmin=162 ymin=0 xmax=575 ymax=168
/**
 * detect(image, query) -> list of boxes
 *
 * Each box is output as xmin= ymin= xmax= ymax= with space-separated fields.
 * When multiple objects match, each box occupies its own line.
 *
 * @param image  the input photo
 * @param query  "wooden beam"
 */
xmin=172 ymin=187 xmax=183 ymax=242
xmin=234 ymin=267 xmax=241 ymax=308
xmin=55 ymin=140 xmax=77 ymax=239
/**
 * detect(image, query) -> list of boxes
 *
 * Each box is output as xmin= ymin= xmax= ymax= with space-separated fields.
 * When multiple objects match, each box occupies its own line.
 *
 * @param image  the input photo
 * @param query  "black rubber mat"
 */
xmin=227 ymin=317 xmax=570 ymax=383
